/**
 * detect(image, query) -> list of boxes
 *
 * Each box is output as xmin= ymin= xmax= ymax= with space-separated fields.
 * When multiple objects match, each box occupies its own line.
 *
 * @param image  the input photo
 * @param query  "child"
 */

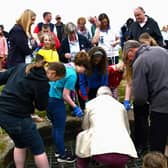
xmin=37 ymin=24 xmax=60 ymax=50
xmin=46 ymin=51 xmax=90 ymax=163
xmin=78 ymin=46 xmax=108 ymax=110
xmin=108 ymin=61 xmax=124 ymax=99
xmin=142 ymin=151 xmax=167 ymax=168
xmin=37 ymin=33 xmax=60 ymax=63
xmin=138 ymin=32 xmax=158 ymax=46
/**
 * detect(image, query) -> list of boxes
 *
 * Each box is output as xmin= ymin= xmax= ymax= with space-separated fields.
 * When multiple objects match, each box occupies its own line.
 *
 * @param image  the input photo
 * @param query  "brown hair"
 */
xmin=87 ymin=46 xmax=108 ymax=75
xmin=74 ymin=51 xmax=90 ymax=70
xmin=139 ymin=33 xmax=158 ymax=46
xmin=47 ymin=62 xmax=66 ymax=77
xmin=16 ymin=9 xmax=36 ymax=38
xmin=142 ymin=151 xmax=167 ymax=168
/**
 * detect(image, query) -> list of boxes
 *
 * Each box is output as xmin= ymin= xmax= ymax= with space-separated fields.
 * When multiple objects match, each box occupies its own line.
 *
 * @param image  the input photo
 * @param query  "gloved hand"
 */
xmin=73 ymin=106 xmax=84 ymax=118
xmin=123 ymin=100 xmax=131 ymax=112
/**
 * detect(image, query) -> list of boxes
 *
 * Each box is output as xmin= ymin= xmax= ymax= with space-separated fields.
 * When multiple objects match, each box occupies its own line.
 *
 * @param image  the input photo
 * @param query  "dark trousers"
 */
xmin=150 ymin=112 xmax=168 ymax=153
xmin=133 ymin=102 xmax=150 ymax=149
xmin=77 ymin=153 xmax=130 ymax=168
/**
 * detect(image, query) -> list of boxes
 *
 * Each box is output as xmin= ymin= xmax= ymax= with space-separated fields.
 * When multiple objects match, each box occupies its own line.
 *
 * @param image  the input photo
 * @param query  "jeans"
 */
xmin=47 ymin=98 xmax=66 ymax=156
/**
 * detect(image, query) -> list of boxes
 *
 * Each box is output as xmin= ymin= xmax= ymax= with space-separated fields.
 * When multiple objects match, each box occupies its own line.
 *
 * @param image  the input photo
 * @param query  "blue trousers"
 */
xmin=47 ymin=98 xmax=66 ymax=156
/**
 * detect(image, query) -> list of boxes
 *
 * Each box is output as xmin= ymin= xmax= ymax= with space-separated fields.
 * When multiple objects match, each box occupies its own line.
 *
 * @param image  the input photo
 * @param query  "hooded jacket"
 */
xmin=132 ymin=45 xmax=168 ymax=113
xmin=0 ymin=63 xmax=49 ymax=117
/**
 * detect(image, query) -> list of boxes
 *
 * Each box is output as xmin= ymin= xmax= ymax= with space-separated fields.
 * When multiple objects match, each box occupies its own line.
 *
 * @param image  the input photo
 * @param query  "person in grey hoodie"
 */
xmin=122 ymin=40 xmax=168 ymax=154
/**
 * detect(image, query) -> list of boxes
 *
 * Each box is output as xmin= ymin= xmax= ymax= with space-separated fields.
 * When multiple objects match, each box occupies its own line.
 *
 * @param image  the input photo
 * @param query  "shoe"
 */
xmin=57 ymin=154 xmax=76 ymax=163
xmin=55 ymin=152 xmax=60 ymax=158
xmin=55 ymin=148 xmax=68 ymax=158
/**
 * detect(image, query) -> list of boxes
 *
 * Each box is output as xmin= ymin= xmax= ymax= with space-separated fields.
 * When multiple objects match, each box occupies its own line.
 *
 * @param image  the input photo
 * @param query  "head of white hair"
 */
xmin=96 ymin=86 xmax=112 ymax=97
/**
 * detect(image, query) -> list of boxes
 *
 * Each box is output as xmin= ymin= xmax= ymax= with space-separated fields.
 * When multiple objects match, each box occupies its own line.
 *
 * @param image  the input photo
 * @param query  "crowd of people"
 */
xmin=0 ymin=6 xmax=167 ymax=168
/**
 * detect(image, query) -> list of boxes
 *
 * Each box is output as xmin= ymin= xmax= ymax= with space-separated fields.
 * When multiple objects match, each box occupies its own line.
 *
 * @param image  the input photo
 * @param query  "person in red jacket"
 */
xmin=108 ymin=61 xmax=124 ymax=99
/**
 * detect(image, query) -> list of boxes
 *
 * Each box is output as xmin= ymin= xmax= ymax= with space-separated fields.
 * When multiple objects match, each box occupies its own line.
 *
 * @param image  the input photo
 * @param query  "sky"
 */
xmin=1 ymin=0 xmax=167 ymax=33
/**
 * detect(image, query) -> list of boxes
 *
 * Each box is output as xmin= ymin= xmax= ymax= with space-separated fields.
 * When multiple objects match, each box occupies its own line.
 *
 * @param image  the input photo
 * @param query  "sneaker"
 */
xmin=55 ymin=152 xmax=60 ymax=158
xmin=55 ymin=149 xmax=68 ymax=158
xmin=57 ymin=154 xmax=76 ymax=163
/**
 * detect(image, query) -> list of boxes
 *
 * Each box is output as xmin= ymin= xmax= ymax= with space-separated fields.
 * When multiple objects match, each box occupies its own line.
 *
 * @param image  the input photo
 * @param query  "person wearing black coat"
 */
xmin=0 ymin=60 xmax=66 ymax=168
xmin=58 ymin=22 xmax=92 ymax=63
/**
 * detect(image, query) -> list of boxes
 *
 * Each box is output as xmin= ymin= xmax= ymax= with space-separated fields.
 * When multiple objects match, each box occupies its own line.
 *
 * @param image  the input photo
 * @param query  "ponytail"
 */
xmin=25 ymin=60 xmax=46 ymax=74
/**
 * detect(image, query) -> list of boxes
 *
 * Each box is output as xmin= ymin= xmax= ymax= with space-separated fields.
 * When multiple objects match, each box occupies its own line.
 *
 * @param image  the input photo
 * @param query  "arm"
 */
xmin=0 ymin=68 xmax=14 ymax=85
xmin=34 ymin=82 xmax=49 ymax=110
xmin=124 ymin=81 xmax=132 ymax=100
xmin=62 ymin=88 xmax=76 ymax=108
xmin=78 ymin=73 xmax=88 ymax=100
xmin=92 ymin=28 xmax=100 ymax=45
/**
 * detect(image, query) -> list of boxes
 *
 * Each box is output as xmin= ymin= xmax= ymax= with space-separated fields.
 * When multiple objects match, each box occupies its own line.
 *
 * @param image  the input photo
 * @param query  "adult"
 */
xmin=76 ymin=86 xmax=137 ymax=168
xmin=161 ymin=25 xmax=168 ymax=49
xmin=88 ymin=16 xmax=98 ymax=38
xmin=77 ymin=17 xmax=92 ymax=41
xmin=58 ymin=22 xmax=92 ymax=63
xmin=7 ymin=9 xmax=37 ymax=68
xmin=124 ymin=6 xmax=163 ymax=155
xmin=120 ymin=18 xmax=134 ymax=49
xmin=55 ymin=14 xmax=65 ymax=42
xmin=0 ymin=60 xmax=66 ymax=168
xmin=33 ymin=11 xmax=55 ymax=45
xmin=0 ymin=24 xmax=9 ymax=47
xmin=122 ymin=40 xmax=168 ymax=154
xmin=92 ymin=13 xmax=121 ymax=65
xmin=128 ymin=6 xmax=163 ymax=46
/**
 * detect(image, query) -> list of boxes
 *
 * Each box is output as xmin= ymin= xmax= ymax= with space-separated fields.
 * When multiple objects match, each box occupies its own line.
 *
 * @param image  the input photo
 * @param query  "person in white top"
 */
xmin=161 ymin=25 xmax=168 ymax=49
xmin=75 ymin=86 xmax=137 ymax=168
xmin=92 ymin=13 xmax=121 ymax=65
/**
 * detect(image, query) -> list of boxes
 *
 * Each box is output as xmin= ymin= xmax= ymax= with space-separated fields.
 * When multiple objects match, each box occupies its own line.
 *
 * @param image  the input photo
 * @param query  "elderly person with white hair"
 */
xmin=75 ymin=86 xmax=137 ymax=168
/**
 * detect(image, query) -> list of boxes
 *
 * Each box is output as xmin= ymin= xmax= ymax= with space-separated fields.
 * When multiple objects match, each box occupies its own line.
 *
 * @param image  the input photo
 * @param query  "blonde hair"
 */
xmin=16 ymin=9 xmax=36 ymax=38
xmin=139 ymin=33 xmax=158 ymax=46
xmin=142 ymin=151 xmax=167 ymax=168
xmin=40 ymin=33 xmax=56 ymax=50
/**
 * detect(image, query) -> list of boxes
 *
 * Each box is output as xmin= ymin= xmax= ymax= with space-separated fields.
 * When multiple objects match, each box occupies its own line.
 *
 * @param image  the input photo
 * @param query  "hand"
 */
xmin=73 ymin=106 xmax=84 ymax=118
xmin=123 ymin=100 xmax=131 ymax=112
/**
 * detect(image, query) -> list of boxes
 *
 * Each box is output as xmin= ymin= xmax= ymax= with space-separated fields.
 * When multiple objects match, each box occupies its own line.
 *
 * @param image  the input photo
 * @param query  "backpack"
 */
xmin=38 ymin=22 xmax=55 ymax=32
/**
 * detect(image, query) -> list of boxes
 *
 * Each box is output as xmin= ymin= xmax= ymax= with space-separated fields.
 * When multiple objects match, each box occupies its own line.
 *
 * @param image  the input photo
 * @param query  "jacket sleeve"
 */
xmin=34 ymin=82 xmax=49 ymax=110
xmin=78 ymin=73 xmax=88 ymax=100
xmin=0 ymin=67 xmax=14 ymax=85
xmin=132 ymin=57 xmax=149 ymax=105
xmin=11 ymin=28 xmax=32 ymax=56
xmin=152 ymin=19 xmax=163 ymax=46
